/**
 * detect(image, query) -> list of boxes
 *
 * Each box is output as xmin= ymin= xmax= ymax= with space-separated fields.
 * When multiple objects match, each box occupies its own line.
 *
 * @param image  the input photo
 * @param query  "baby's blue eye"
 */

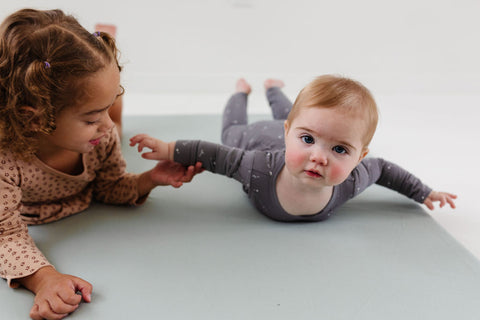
xmin=301 ymin=135 xmax=314 ymax=144
xmin=333 ymin=146 xmax=347 ymax=154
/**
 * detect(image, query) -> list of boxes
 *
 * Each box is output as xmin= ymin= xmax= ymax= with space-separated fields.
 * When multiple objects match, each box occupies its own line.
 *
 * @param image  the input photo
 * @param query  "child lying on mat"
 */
xmin=131 ymin=75 xmax=457 ymax=222
xmin=0 ymin=8 xmax=202 ymax=320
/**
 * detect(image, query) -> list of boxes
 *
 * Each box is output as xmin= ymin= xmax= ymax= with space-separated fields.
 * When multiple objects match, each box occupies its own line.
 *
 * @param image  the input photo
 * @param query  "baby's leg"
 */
xmin=221 ymin=79 xmax=251 ymax=147
xmin=264 ymin=79 xmax=292 ymax=120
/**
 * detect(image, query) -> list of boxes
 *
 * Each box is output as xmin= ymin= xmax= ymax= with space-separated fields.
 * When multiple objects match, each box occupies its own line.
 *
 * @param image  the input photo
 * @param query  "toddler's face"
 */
xmin=284 ymin=106 xmax=368 ymax=188
xmin=36 ymin=62 xmax=121 ymax=156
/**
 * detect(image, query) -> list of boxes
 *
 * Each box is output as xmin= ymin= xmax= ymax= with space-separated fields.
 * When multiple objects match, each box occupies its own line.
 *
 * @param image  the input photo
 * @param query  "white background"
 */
xmin=2 ymin=1 xmax=480 ymax=257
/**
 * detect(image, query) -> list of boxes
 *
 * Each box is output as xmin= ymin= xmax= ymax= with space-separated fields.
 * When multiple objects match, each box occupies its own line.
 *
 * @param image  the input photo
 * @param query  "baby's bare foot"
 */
xmin=264 ymin=79 xmax=285 ymax=90
xmin=235 ymin=78 xmax=251 ymax=94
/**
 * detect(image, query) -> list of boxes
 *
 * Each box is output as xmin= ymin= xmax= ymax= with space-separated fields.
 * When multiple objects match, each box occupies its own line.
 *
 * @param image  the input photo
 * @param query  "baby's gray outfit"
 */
xmin=174 ymin=88 xmax=432 ymax=222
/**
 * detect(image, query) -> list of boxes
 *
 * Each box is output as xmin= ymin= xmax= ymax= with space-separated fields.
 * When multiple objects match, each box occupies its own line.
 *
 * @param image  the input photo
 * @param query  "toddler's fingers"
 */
xmin=58 ymin=288 xmax=82 ymax=306
xmin=73 ymin=278 xmax=93 ymax=303
xmin=170 ymin=180 xmax=183 ymax=188
xmin=195 ymin=161 xmax=204 ymax=173
xmin=31 ymin=302 xmax=67 ymax=320
xmin=183 ymin=165 xmax=196 ymax=181
xmin=48 ymin=295 xmax=78 ymax=314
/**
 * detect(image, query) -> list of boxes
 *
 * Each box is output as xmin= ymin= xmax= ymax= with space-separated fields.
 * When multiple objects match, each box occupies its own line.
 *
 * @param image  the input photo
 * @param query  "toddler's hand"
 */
xmin=150 ymin=160 xmax=203 ymax=188
xmin=423 ymin=191 xmax=457 ymax=210
xmin=18 ymin=266 xmax=92 ymax=320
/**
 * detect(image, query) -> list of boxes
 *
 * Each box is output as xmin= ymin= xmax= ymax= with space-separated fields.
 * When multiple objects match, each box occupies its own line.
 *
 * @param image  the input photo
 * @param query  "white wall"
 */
xmin=2 ymin=0 xmax=479 ymax=99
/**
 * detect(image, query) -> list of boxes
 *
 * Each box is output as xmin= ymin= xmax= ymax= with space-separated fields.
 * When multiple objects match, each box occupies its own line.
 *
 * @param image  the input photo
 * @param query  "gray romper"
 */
xmin=174 ymin=88 xmax=432 ymax=222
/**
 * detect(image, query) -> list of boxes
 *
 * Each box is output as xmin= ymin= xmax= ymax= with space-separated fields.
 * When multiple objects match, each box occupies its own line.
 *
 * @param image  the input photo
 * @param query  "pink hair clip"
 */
xmin=44 ymin=61 xmax=51 ymax=69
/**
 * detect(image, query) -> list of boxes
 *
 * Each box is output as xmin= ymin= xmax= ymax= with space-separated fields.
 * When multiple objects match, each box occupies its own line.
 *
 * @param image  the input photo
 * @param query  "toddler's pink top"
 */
xmin=0 ymin=128 xmax=144 ymax=287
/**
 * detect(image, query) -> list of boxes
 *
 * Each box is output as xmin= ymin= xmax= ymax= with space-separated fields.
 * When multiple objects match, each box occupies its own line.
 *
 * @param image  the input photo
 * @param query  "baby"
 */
xmin=131 ymin=76 xmax=456 ymax=222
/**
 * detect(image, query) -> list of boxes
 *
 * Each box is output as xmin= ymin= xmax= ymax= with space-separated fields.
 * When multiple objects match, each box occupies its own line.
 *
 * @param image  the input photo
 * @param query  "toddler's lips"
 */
xmin=89 ymin=138 xmax=101 ymax=146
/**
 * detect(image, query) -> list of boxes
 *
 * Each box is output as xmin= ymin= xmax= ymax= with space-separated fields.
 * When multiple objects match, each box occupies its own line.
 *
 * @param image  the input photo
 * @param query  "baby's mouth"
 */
xmin=305 ymin=170 xmax=322 ymax=178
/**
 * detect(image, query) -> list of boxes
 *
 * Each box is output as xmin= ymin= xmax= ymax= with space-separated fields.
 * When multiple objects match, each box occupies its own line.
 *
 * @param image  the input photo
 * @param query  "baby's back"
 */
xmin=240 ymin=120 xmax=285 ymax=151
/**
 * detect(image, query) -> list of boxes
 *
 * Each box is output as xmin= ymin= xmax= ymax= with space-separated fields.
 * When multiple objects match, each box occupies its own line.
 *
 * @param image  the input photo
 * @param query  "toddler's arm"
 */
xmin=423 ymin=191 xmax=457 ymax=210
xmin=17 ymin=266 xmax=92 ymax=320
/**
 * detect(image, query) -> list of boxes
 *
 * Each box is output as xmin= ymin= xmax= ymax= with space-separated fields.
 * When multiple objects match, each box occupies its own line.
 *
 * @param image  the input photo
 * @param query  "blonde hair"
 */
xmin=286 ymin=75 xmax=378 ymax=148
xmin=0 ymin=8 xmax=123 ymax=159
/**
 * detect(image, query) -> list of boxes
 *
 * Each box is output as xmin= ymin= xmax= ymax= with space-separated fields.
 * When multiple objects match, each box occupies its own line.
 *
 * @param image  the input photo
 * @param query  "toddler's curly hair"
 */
xmin=0 ymin=8 xmax=122 ymax=159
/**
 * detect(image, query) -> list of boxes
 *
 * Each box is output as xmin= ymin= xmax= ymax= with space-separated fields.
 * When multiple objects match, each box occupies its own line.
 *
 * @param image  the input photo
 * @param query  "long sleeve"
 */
xmin=352 ymin=157 xmax=432 ymax=203
xmin=0 ymin=155 xmax=51 ymax=287
xmin=173 ymin=140 xmax=254 ymax=187
xmin=0 ymin=128 xmax=146 ymax=287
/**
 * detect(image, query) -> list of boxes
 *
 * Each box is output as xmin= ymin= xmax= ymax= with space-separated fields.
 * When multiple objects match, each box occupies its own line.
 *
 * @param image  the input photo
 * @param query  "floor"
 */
xmin=3 ymin=111 xmax=480 ymax=319
xmin=124 ymin=91 xmax=480 ymax=260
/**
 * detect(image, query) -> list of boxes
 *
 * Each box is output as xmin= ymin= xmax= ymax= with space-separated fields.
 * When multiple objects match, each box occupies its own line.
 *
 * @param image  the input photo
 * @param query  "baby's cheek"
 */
xmin=328 ymin=163 xmax=350 ymax=185
xmin=285 ymin=151 xmax=304 ymax=170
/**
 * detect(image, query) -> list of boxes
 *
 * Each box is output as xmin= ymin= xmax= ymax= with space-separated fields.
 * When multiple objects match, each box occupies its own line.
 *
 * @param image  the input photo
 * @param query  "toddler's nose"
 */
xmin=100 ymin=113 xmax=114 ymax=132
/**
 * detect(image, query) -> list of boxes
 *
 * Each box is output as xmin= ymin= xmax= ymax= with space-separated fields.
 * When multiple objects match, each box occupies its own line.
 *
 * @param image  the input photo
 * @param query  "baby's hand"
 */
xmin=423 ymin=191 xmax=457 ymax=210
xmin=129 ymin=134 xmax=170 ymax=160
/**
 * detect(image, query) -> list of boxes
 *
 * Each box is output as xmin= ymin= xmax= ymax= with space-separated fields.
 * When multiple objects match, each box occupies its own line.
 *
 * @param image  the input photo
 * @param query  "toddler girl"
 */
xmin=0 ymin=8 xmax=201 ymax=320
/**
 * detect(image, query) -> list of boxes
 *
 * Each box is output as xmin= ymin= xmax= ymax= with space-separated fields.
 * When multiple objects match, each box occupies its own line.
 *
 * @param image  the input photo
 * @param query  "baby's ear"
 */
xmin=283 ymin=120 xmax=290 ymax=140
xmin=284 ymin=120 xmax=290 ymax=133
xmin=358 ymin=148 xmax=369 ymax=163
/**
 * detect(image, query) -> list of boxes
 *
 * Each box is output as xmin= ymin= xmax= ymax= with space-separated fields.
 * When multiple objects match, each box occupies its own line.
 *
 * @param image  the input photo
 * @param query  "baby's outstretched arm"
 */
xmin=423 ymin=191 xmax=457 ymax=210
xmin=130 ymin=134 xmax=203 ymax=191
xmin=129 ymin=134 xmax=175 ymax=161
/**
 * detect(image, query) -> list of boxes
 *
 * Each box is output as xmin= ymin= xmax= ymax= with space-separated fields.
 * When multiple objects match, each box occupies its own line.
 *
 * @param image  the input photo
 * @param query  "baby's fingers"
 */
xmin=141 ymin=151 xmax=163 ymax=160
xmin=129 ymin=134 xmax=146 ymax=145
xmin=446 ymin=195 xmax=457 ymax=209
xmin=438 ymin=197 xmax=446 ymax=208
xmin=424 ymin=198 xmax=434 ymax=210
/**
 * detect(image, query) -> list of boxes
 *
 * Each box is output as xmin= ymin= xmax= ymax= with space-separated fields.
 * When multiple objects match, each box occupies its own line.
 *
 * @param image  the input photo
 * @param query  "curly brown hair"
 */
xmin=0 ymin=8 xmax=123 ymax=159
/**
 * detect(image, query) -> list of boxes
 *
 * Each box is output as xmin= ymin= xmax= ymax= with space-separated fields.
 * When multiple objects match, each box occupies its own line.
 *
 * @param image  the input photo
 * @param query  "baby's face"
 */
xmin=284 ymin=107 xmax=368 ymax=188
